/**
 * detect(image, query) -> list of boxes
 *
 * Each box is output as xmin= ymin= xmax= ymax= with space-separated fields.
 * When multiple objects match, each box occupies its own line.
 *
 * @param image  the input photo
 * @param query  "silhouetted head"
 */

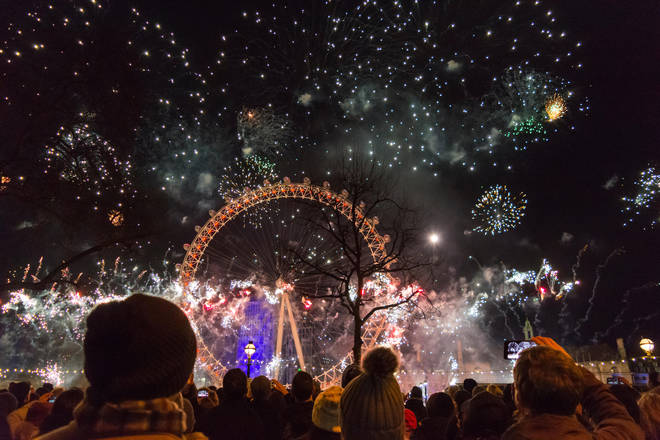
xmin=292 ymin=371 xmax=314 ymax=402
xmin=84 ymin=294 xmax=196 ymax=404
xmin=223 ymin=368 xmax=248 ymax=401
xmin=462 ymin=391 xmax=510 ymax=438
xmin=427 ymin=392 xmax=455 ymax=419
xmin=9 ymin=382 xmax=31 ymax=406
xmin=409 ymin=386 xmax=423 ymax=399
xmin=463 ymin=378 xmax=477 ymax=393
xmin=341 ymin=364 xmax=362 ymax=388
xmin=250 ymin=376 xmax=271 ymax=401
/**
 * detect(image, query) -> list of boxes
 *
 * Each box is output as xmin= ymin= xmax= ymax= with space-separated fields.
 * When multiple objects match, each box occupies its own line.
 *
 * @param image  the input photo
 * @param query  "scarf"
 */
xmin=74 ymin=396 xmax=187 ymax=438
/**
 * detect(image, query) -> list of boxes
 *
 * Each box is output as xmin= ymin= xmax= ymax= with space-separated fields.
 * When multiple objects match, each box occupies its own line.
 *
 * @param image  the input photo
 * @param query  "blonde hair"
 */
xmin=639 ymin=390 xmax=660 ymax=440
xmin=486 ymin=384 xmax=503 ymax=398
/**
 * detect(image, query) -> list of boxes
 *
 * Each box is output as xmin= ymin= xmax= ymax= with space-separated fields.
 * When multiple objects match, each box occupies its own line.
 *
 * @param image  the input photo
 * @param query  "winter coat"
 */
xmin=282 ymin=401 xmax=313 ymax=440
xmin=14 ymin=421 xmax=40 ymax=440
xmin=7 ymin=403 xmax=34 ymax=439
xmin=252 ymin=398 xmax=283 ymax=440
xmin=405 ymin=399 xmax=428 ymax=427
xmin=503 ymin=368 xmax=644 ymax=440
xmin=34 ymin=421 xmax=207 ymax=440
xmin=0 ymin=419 xmax=11 ymax=440
xmin=412 ymin=416 xmax=454 ymax=440
xmin=198 ymin=397 xmax=264 ymax=440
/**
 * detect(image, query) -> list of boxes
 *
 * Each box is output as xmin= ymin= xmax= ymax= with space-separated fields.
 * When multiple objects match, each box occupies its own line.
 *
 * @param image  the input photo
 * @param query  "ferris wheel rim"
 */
xmin=177 ymin=177 xmax=392 ymax=386
xmin=179 ymin=177 xmax=389 ymax=286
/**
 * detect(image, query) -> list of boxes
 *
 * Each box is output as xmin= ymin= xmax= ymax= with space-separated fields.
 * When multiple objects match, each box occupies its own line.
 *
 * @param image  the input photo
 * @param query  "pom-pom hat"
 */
xmin=340 ymin=346 xmax=404 ymax=440
xmin=84 ymin=294 xmax=197 ymax=403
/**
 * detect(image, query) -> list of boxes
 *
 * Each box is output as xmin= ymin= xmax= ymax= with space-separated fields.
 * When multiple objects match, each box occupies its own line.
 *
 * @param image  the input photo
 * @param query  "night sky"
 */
xmin=1 ymin=0 xmax=659 ymax=368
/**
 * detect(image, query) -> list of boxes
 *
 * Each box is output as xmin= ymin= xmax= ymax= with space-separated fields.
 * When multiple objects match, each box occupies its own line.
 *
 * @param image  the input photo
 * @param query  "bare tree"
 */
xmin=290 ymin=154 xmax=432 ymax=365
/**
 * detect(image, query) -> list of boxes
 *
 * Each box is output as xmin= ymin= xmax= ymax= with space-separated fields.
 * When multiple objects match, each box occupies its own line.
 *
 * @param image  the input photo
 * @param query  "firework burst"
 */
xmin=622 ymin=166 xmax=660 ymax=229
xmin=472 ymin=185 xmax=527 ymax=235
xmin=217 ymin=154 xmax=279 ymax=227
xmin=545 ymin=94 xmax=567 ymax=121
xmin=215 ymin=0 xmax=586 ymax=174
xmin=237 ymin=107 xmax=294 ymax=158
xmin=43 ymin=123 xmax=136 ymax=211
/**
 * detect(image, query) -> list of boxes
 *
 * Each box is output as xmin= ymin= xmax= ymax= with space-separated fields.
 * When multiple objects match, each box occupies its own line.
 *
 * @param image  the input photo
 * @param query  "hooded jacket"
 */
xmin=503 ymin=368 xmax=644 ymax=440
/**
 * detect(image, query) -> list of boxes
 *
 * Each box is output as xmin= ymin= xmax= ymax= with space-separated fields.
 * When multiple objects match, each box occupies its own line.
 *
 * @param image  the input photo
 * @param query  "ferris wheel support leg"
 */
xmin=284 ymin=292 xmax=306 ymax=371
xmin=274 ymin=296 xmax=286 ymax=380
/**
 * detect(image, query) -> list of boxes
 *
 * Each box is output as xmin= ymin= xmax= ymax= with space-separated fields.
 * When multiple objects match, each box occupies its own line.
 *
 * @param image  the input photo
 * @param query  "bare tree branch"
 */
xmin=362 ymin=288 xmax=424 ymax=323
xmin=285 ymin=151 xmax=435 ymax=364
xmin=0 ymin=233 xmax=152 ymax=294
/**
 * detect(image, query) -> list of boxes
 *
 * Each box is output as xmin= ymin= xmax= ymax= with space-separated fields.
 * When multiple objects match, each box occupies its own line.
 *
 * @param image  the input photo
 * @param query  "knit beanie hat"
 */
xmin=312 ymin=386 xmax=342 ymax=433
xmin=84 ymin=294 xmax=197 ymax=403
xmin=340 ymin=346 xmax=404 ymax=440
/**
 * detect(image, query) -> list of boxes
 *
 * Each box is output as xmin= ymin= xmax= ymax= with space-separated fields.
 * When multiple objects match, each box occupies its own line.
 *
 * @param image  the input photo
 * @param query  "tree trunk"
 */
xmin=352 ymin=312 xmax=363 ymax=366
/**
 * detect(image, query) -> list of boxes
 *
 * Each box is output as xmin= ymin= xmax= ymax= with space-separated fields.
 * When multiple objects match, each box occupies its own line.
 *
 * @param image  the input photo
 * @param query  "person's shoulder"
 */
xmin=34 ymin=422 xmax=85 ymax=440
xmin=503 ymin=414 xmax=590 ymax=440
xmin=36 ymin=426 xmax=210 ymax=440
xmin=8 ymin=404 xmax=30 ymax=418
xmin=501 ymin=421 xmax=533 ymax=440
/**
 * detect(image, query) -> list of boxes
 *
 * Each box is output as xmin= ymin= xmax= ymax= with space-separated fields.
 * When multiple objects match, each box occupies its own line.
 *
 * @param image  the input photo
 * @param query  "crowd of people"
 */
xmin=1 ymin=294 xmax=658 ymax=440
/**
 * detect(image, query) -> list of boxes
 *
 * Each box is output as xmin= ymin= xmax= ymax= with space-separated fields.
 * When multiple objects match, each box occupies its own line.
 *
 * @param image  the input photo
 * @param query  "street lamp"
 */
xmin=640 ymin=338 xmax=655 ymax=357
xmin=244 ymin=341 xmax=256 ymax=378
xmin=429 ymin=233 xmax=440 ymax=245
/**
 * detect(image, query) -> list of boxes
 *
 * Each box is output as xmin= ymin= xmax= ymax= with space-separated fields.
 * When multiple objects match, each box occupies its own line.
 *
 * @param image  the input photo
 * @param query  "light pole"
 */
xmin=244 ymin=341 xmax=256 ymax=378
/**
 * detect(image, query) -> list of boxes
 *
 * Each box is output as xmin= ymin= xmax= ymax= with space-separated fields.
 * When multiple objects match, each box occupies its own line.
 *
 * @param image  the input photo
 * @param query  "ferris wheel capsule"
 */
xmin=175 ymin=264 xmax=181 ymax=271
xmin=323 ymin=181 xmax=330 ymax=188
xmin=283 ymin=176 xmax=291 ymax=184
xmin=303 ymin=177 xmax=311 ymax=185
xmin=209 ymin=210 xmax=216 ymax=217
xmin=263 ymin=179 xmax=270 ymax=186
xmin=195 ymin=226 xmax=201 ymax=233
xmin=183 ymin=243 xmax=190 ymax=251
